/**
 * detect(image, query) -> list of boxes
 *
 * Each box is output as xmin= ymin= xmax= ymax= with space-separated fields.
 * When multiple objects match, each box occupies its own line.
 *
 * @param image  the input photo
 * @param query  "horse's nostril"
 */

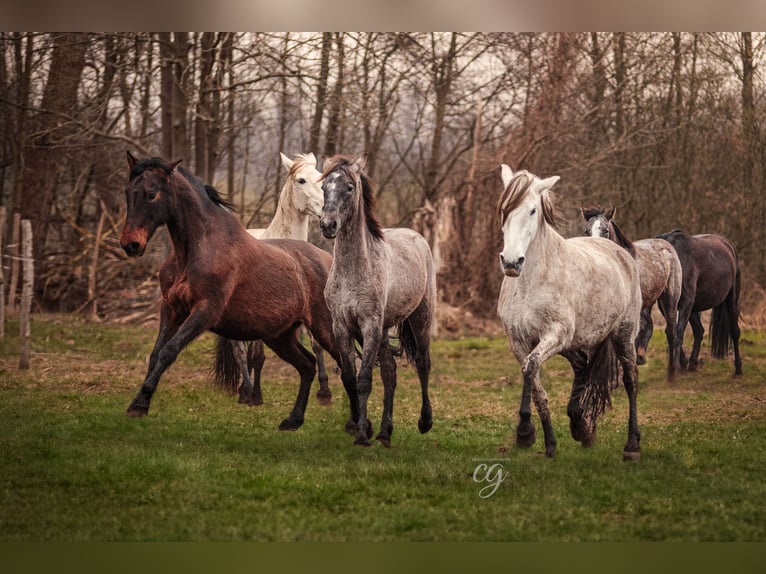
xmin=124 ymin=241 xmax=140 ymax=255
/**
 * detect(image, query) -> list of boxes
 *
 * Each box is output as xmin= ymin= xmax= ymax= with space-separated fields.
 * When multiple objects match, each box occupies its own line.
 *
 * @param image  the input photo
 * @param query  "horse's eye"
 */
xmin=147 ymin=191 xmax=157 ymax=202
xmin=530 ymin=208 xmax=537 ymax=216
xmin=346 ymin=184 xmax=353 ymax=193
xmin=297 ymin=178 xmax=306 ymax=185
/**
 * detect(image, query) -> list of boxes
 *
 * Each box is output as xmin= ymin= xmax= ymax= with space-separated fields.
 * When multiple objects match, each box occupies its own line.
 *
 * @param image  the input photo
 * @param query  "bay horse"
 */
xmin=497 ymin=165 xmax=643 ymax=461
xmin=656 ymin=229 xmax=742 ymax=377
xmin=582 ymin=206 xmax=683 ymax=378
xmin=319 ymin=153 xmax=435 ymax=447
xmin=119 ymin=152 xmax=357 ymax=431
xmin=214 ymin=152 xmax=334 ymax=407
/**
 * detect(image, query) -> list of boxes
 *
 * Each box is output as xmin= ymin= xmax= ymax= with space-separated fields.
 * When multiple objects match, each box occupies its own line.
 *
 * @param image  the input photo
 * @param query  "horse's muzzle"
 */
xmin=120 ymin=226 xmax=148 ymax=257
xmin=319 ymin=217 xmax=338 ymax=239
xmin=500 ymin=254 xmax=524 ymax=277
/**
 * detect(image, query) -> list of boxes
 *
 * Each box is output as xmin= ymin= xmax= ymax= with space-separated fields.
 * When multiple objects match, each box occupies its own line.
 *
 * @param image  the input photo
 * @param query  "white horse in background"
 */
xmin=496 ymin=164 xmax=643 ymax=461
xmin=214 ymin=152 xmax=334 ymax=406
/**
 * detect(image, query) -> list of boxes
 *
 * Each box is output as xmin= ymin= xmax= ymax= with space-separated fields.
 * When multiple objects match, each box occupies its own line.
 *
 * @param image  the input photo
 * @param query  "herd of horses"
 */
xmin=119 ymin=152 xmax=742 ymax=462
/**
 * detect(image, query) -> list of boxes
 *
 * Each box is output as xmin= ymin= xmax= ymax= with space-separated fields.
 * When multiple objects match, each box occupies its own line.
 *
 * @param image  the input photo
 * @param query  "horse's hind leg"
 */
xmin=564 ymin=350 xmax=593 ymax=447
xmin=376 ymin=332 xmax=397 ymax=448
xmin=657 ymin=291 xmax=680 ymax=380
xmin=635 ymin=306 xmax=654 ymax=365
xmin=688 ymin=312 xmax=704 ymax=371
xmin=613 ymin=334 xmax=641 ymax=461
xmin=404 ymin=303 xmax=433 ymax=435
xmin=265 ymin=329 xmax=317 ymax=431
xmin=727 ymin=287 xmax=743 ymax=376
xmin=235 ymin=340 xmax=263 ymax=406
xmin=311 ymin=334 xmax=333 ymax=405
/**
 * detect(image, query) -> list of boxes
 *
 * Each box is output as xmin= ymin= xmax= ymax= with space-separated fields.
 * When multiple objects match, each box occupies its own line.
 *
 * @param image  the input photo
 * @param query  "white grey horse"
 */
xmin=582 ymin=206 xmax=683 ymax=378
xmin=497 ymin=164 xmax=643 ymax=461
xmin=214 ymin=153 xmax=333 ymax=406
xmin=319 ymin=153 xmax=435 ymax=447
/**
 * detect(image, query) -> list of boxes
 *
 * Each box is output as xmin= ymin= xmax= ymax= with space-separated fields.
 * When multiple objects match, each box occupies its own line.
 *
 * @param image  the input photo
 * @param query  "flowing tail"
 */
xmin=711 ymin=263 xmax=741 ymax=359
xmin=212 ymin=336 xmax=241 ymax=395
xmin=579 ymin=337 xmax=621 ymax=424
xmin=396 ymin=319 xmax=418 ymax=364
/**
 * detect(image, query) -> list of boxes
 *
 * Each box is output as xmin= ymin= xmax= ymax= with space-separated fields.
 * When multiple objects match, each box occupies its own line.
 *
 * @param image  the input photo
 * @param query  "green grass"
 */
xmin=0 ymin=314 xmax=764 ymax=541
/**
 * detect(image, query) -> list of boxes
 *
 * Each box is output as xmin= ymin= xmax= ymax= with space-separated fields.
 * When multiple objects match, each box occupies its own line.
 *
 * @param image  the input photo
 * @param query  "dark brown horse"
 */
xmin=119 ymin=152 xmax=357 ymax=430
xmin=656 ymin=229 xmax=742 ymax=377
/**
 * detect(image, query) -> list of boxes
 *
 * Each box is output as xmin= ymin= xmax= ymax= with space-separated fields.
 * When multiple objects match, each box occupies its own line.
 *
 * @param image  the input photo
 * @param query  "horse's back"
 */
xmin=632 ymin=238 xmax=682 ymax=306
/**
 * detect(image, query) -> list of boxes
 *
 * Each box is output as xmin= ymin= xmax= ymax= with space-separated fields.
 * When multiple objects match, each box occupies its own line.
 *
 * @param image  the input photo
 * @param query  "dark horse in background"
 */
xmin=656 ymin=229 xmax=742 ymax=377
xmin=582 ymin=206 xmax=683 ymax=379
xmin=119 ymin=152 xmax=358 ymax=431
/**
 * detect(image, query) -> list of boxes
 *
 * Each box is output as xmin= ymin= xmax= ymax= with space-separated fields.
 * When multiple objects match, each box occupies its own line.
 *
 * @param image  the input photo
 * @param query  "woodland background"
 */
xmin=1 ymin=32 xmax=766 ymax=328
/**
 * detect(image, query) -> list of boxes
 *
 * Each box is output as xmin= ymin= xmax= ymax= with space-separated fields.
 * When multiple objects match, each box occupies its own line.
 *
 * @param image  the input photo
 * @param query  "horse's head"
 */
xmin=120 ymin=151 xmax=182 ymax=257
xmin=282 ymin=152 xmax=324 ymax=218
xmin=496 ymin=164 xmax=560 ymax=277
xmin=320 ymin=153 xmax=382 ymax=240
xmin=582 ymin=206 xmax=615 ymax=239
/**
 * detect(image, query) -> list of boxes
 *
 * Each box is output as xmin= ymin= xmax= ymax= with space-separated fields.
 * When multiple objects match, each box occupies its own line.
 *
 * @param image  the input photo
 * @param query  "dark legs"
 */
xmin=657 ymin=292 xmax=680 ymax=379
xmin=613 ymin=334 xmax=641 ymax=461
xmin=634 ymin=306 xmax=654 ymax=366
xmin=265 ymin=328 xmax=317 ymax=431
xmin=127 ymin=303 xmax=210 ymax=417
xmin=687 ymin=312 xmax=705 ymax=371
xmin=515 ymin=337 xmax=560 ymax=458
xmin=564 ymin=350 xmax=594 ymax=448
xmin=375 ymin=332 xmax=397 ymax=447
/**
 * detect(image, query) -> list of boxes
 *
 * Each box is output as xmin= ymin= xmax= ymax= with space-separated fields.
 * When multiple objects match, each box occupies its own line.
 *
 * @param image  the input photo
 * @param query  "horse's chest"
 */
xmin=164 ymin=278 xmax=195 ymax=315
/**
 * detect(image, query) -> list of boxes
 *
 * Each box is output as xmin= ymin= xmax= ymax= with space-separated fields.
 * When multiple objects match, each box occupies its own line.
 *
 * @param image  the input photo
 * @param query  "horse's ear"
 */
xmin=280 ymin=152 xmax=293 ymax=171
xmin=580 ymin=205 xmax=587 ymax=219
xmin=127 ymin=150 xmax=137 ymax=169
xmin=537 ymin=175 xmax=560 ymax=192
xmin=500 ymin=164 xmax=513 ymax=190
xmin=607 ymin=206 xmax=616 ymax=220
xmin=306 ymin=152 xmax=317 ymax=166
xmin=165 ymin=158 xmax=182 ymax=173
xmin=351 ymin=153 xmax=368 ymax=173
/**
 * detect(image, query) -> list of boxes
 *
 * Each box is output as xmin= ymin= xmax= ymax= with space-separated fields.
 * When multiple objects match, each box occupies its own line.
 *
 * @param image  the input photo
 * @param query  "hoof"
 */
xmin=354 ymin=437 xmax=372 ymax=447
xmin=544 ymin=445 xmax=556 ymax=458
xmin=238 ymin=395 xmax=263 ymax=407
xmin=278 ymin=418 xmax=302 ymax=431
xmin=126 ymin=403 xmax=148 ymax=417
xmin=623 ymin=449 xmax=641 ymax=462
xmin=418 ymin=415 xmax=433 ymax=434
xmin=636 ymin=355 xmax=646 ymax=366
xmin=316 ymin=388 xmax=333 ymax=406
xmin=516 ymin=423 xmax=536 ymax=448
xmin=375 ymin=434 xmax=391 ymax=448
xmin=580 ymin=432 xmax=596 ymax=448
xmin=344 ymin=418 xmax=356 ymax=436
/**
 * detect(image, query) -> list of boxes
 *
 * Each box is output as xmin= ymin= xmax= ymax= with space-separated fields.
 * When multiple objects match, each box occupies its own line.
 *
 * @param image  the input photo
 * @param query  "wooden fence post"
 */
xmin=8 ymin=212 xmax=20 ymax=313
xmin=0 ymin=207 xmax=5 ymax=339
xmin=87 ymin=204 xmax=107 ymax=321
xmin=19 ymin=219 xmax=33 ymax=370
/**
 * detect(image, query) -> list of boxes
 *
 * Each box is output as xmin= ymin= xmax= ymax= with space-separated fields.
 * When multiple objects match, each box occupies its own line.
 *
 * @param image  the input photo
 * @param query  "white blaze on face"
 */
xmin=589 ymin=218 xmax=603 ymax=238
xmin=499 ymin=193 xmax=539 ymax=276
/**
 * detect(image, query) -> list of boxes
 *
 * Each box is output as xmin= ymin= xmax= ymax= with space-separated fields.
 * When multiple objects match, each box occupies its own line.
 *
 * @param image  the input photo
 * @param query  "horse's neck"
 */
xmin=262 ymin=186 xmax=310 ymax=240
xmin=332 ymin=213 xmax=379 ymax=276
xmin=523 ymin=223 xmax=567 ymax=283
xmin=166 ymin=185 xmax=242 ymax=267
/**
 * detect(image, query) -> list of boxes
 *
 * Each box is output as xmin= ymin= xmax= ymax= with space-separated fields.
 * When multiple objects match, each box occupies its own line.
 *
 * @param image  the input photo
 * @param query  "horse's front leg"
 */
xmin=517 ymin=335 xmax=561 ymax=455
xmin=127 ymin=303 xmax=213 ymax=417
xmin=354 ymin=320 xmax=384 ymax=446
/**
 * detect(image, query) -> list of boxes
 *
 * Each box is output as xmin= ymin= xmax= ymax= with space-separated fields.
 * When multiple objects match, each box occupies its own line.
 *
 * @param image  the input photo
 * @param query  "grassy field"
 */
xmin=0 ymin=313 xmax=764 ymax=541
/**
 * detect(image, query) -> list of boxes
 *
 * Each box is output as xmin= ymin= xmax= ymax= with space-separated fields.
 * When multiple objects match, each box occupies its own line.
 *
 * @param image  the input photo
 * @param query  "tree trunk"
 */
xmin=19 ymin=32 xmax=88 ymax=272
xmin=309 ymin=33 xmax=332 ymax=153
